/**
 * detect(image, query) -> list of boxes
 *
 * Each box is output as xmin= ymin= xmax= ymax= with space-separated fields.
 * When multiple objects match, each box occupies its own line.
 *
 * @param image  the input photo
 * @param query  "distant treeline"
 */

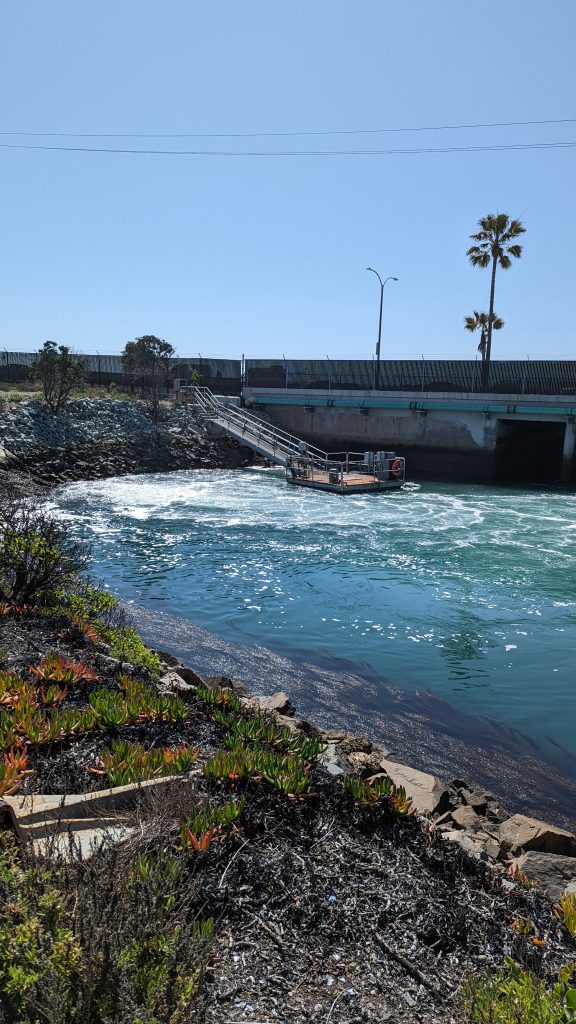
xmin=2 ymin=353 xmax=576 ymax=397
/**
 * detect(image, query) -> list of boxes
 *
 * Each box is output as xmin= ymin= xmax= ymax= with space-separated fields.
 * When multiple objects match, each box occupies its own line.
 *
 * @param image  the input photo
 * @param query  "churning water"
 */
xmin=49 ymin=468 xmax=576 ymax=758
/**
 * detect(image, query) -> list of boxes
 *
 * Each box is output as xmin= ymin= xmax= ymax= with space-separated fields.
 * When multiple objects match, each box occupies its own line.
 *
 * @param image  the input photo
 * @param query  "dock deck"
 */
xmin=287 ymin=469 xmax=402 ymax=494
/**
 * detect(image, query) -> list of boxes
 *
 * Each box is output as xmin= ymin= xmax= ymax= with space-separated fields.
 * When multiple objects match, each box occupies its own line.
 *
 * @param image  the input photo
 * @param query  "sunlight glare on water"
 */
xmin=50 ymin=467 xmax=576 ymax=753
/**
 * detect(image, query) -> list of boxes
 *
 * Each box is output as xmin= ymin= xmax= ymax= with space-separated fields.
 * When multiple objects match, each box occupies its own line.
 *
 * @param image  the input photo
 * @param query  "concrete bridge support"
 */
xmin=562 ymin=418 xmax=576 ymax=484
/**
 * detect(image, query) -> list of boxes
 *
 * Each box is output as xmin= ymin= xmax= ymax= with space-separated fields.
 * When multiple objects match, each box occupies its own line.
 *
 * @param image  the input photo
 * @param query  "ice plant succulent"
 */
xmin=180 ymin=797 xmax=245 ymax=852
xmin=554 ymin=893 xmax=576 ymax=938
xmin=0 ymin=745 xmax=32 ymax=796
xmin=90 ymin=739 xmax=199 ymax=787
xmin=342 ymin=774 xmax=414 ymax=817
xmin=30 ymin=653 xmax=99 ymax=686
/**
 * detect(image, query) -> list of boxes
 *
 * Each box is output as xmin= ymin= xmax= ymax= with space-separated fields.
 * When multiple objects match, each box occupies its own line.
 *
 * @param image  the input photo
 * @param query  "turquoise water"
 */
xmin=50 ymin=468 xmax=576 ymax=755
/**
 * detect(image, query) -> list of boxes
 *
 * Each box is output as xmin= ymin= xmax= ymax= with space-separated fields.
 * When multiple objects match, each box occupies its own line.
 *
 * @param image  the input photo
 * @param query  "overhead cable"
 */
xmin=0 ymin=140 xmax=574 ymax=156
xmin=0 ymin=117 xmax=574 ymax=139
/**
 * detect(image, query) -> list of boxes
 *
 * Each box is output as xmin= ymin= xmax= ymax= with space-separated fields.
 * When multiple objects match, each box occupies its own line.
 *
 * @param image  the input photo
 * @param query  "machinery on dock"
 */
xmin=187 ymin=386 xmax=405 ymax=495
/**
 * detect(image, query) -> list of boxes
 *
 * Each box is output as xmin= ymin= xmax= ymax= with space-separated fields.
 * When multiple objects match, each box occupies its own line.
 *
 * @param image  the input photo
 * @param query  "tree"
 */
xmin=121 ymin=335 xmax=175 ymax=419
xmin=31 ymin=341 xmax=85 ymax=414
xmin=464 ymin=310 xmax=504 ymax=361
xmin=466 ymin=213 xmax=525 ymax=387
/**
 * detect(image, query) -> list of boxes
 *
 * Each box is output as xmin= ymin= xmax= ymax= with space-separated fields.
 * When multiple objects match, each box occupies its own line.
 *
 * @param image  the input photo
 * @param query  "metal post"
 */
xmin=366 ymin=269 xmax=398 ymax=391
xmin=375 ymin=286 xmax=383 ymax=390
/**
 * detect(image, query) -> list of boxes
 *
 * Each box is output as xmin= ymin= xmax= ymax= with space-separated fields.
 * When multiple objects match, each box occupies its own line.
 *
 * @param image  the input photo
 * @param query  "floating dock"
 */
xmin=188 ymin=386 xmax=405 ymax=495
xmin=285 ymin=453 xmax=404 ymax=494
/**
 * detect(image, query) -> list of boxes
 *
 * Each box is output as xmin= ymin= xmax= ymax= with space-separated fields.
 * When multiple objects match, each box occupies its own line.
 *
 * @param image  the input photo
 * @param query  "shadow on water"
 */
xmin=132 ymin=603 xmax=576 ymax=833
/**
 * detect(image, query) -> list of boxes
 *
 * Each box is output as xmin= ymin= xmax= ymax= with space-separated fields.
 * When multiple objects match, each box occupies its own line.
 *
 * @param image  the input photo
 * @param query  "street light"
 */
xmin=366 ymin=268 xmax=398 ymax=390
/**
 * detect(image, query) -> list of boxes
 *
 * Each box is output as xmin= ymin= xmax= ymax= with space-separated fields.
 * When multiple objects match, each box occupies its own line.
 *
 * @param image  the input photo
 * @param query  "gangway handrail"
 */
xmin=188 ymin=386 xmax=331 ymax=466
xmin=204 ymin=396 xmax=328 ymax=460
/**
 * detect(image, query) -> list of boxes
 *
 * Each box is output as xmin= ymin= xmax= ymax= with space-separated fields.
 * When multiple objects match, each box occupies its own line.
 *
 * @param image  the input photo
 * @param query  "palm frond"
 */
xmin=508 ymin=219 xmax=526 ymax=237
xmin=507 ymin=244 xmax=523 ymax=259
xmin=498 ymin=254 xmax=512 ymax=269
xmin=467 ymin=246 xmax=491 ymax=268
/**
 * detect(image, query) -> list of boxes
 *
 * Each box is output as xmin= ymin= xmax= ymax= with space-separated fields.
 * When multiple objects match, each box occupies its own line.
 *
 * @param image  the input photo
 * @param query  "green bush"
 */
xmin=97 ymin=625 xmax=161 ymax=673
xmin=460 ymin=959 xmax=576 ymax=1023
xmin=0 ymin=835 xmax=212 ymax=1023
xmin=53 ymin=585 xmax=161 ymax=674
xmin=0 ymin=833 xmax=81 ymax=1019
xmin=0 ymin=501 xmax=90 ymax=608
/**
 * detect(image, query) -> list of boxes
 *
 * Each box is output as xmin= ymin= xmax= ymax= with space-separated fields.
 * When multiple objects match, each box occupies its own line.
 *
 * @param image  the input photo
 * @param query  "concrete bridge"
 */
xmin=243 ymin=387 xmax=576 ymax=484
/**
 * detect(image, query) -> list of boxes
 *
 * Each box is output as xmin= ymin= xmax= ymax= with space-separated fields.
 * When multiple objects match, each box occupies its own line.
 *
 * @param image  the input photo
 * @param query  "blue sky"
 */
xmin=0 ymin=1 xmax=574 ymax=360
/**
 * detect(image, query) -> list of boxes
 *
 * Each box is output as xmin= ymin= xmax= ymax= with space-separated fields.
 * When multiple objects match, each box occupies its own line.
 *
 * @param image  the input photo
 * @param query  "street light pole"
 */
xmin=366 ymin=268 xmax=398 ymax=390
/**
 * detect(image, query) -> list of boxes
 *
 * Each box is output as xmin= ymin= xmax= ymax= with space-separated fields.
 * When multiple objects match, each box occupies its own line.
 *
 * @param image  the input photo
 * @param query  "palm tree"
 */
xmin=467 ymin=213 xmax=525 ymax=387
xmin=464 ymin=310 xmax=504 ymax=362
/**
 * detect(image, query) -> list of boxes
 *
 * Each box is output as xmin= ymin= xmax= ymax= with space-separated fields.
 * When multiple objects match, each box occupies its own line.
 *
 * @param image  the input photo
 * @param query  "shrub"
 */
xmin=459 ymin=959 xmax=576 ymax=1023
xmin=0 ymin=833 xmax=82 ymax=1019
xmin=96 ymin=625 xmax=161 ymax=673
xmin=0 ymin=834 xmax=212 ymax=1023
xmin=0 ymin=500 xmax=90 ymax=608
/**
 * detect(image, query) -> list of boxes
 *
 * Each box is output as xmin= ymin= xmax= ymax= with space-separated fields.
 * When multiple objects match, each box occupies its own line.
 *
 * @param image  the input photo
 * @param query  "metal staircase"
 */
xmin=189 ymin=386 xmax=331 ymax=468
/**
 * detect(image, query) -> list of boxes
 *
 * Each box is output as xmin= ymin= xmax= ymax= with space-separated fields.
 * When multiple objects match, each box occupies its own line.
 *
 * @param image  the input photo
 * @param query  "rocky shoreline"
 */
xmin=149 ymin=655 xmax=576 ymax=904
xmin=0 ymin=396 xmax=255 ymax=490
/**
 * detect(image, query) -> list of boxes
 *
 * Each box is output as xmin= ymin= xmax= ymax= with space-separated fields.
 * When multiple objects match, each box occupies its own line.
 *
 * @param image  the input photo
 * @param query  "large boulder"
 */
xmin=252 ymin=692 xmax=295 ymax=716
xmin=379 ymin=759 xmax=450 ymax=816
xmin=513 ymin=851 xmax=576 ymax=900
xmin=337 ymin=734 xmax=373 ymax=755
xmin=498 ymin=815 xmax=576 ymax=857
xmin=347 ymin=750 xmax=385 ymax=779
xmin=451 ymin=804 xmax=483 ymax=833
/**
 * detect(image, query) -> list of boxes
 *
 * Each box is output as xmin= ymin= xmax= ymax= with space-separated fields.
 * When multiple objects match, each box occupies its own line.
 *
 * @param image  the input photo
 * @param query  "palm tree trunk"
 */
xmin=483 ymin=254 xmax=498 ymax=391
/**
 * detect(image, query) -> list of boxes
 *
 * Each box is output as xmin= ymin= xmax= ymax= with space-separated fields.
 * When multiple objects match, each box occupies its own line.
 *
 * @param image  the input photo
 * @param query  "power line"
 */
xmin=0 ymin=117 xmax=574 ymax=139
xmin=0 ymin=140 xmax=574 ymax=156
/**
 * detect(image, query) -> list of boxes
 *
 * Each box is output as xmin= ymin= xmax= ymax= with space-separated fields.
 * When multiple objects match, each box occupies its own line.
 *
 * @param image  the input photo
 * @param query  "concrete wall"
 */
xmin=244 ymin=388 xmax=576 ymax=483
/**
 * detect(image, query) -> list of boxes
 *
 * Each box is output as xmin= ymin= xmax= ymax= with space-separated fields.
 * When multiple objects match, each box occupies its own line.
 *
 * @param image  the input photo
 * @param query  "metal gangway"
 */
xmin=188 ymin=386 xmax=331 ymax=468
